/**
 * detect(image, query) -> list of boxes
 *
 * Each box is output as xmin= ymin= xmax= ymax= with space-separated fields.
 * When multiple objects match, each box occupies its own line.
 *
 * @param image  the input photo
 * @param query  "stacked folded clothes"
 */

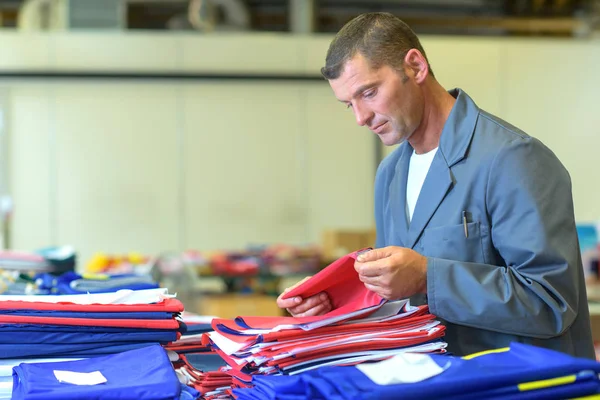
xmin=0 ymin=288 xmax=197 ymax=399
xmin=165 ymin=312 xmax=215 ymax=354
xmin=11 ymin=344 xmax=199 ymax=400
xmin=0 ymin=247 xmax=76 ymax=274
xmin=200 ymin=250 xmax=447 ymax=397
xmin=166 ymin=312 xmax=232 ymax=397
xmin=233 ymin=343 xmax=600 ymax=400
xmin=0 ymin=289 xmax=184 ymax=359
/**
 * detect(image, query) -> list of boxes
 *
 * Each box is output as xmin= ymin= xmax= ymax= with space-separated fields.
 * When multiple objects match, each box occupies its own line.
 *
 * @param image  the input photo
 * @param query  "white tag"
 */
xmin=356 ymin=352 xmax=445 ymax=385
xmin=53 ymin=370 xmax=107 ymax=386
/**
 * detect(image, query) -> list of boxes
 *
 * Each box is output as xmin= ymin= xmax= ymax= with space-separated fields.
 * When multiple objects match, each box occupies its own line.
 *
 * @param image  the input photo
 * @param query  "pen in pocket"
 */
xmin=462 ymin=211 xmax=469 ymax=238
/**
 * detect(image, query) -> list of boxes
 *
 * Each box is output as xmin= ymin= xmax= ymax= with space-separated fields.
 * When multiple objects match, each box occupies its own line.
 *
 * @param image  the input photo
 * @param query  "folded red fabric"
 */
xmin=281 ymin=248 xmax=383 ymax=311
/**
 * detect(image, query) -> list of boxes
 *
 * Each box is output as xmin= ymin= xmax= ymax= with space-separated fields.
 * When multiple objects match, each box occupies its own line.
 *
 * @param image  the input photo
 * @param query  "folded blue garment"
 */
xmin=1 ymin=342 xmax=161 ymax=359
xmin=233 ymin=343 xmax=600 ymax=400
xmin=35 ymin=272 xmax=159 ymax=295
xmin=183 ymin=324 xmax=213 ymax=335
xmin=184 ymin=353 xmax=228 ymax=372
xmin=11 ymin=344 xmax=180 ymax=400
xmin=0 ymin=328 xmax=177 ymax=345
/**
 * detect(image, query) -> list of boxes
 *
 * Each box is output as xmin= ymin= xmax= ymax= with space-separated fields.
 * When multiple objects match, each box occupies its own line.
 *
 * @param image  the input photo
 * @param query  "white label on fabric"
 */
xmin=53 ymin=370 xmax=107 ymax=385
xmin=356 ymin=352 xmax=445 ymax=385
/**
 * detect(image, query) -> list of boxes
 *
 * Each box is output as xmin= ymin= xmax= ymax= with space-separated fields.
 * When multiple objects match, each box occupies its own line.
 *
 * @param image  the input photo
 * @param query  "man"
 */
xmin=277 ymin=12 xmax=595 ymax=358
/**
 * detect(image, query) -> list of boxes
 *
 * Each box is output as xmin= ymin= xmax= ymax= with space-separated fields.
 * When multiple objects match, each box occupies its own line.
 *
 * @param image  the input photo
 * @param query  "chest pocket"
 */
xmin=420 ymin=222 xmax=487 ymax=264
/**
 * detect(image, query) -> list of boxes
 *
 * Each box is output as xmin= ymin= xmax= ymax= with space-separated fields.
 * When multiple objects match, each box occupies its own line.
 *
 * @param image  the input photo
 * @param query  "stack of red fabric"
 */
xmin=200 ymin=250 xmax=447 ymax=393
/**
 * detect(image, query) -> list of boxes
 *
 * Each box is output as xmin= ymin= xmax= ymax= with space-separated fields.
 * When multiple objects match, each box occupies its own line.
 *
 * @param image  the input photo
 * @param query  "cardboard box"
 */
xmin=322 ymin=228 xmax=376 ymax=261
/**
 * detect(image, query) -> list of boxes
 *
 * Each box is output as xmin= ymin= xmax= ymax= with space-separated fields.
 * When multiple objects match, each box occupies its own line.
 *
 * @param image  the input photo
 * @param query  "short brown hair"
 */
xmin=321 ymin=12 xmax=434 ymax=80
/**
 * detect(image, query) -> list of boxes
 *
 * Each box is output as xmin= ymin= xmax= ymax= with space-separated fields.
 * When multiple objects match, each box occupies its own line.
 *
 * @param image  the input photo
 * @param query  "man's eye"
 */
xmin=346 ymin=103 xmax=353 ymax=109
xmin=364 ymin=90 xmax=376 ymax=98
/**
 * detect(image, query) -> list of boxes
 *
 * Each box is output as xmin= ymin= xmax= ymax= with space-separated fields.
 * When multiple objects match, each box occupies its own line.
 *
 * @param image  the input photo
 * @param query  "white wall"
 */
xmin=502 ymin=40 xmax=600 ymax=222
xmin=2 ymin=32 xmax=599 ymax=265
xmin=5 ymin=78 xmax=374 ymax=264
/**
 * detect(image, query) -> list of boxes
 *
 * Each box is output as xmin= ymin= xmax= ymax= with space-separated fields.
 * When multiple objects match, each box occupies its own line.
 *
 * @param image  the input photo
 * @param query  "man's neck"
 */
xmin=408 ymin=82 xmax=456 ymax=155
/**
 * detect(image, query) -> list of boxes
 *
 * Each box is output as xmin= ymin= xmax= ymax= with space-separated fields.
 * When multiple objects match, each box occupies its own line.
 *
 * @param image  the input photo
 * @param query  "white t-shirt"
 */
xmin=406 ymin=147 xmax=438 ymax=223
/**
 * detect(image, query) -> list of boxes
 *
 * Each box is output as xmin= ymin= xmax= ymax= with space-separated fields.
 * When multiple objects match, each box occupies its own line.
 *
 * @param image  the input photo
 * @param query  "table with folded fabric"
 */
xmin=0 ymin=288 xmax=203 ymax=400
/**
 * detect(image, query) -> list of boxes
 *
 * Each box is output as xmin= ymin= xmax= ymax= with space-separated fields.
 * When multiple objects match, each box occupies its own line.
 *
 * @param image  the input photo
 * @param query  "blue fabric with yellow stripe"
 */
xmin=446 ymin=370 xmax=599 ymax=399
xmin=233 ymin=343 xmax=600 ymax=400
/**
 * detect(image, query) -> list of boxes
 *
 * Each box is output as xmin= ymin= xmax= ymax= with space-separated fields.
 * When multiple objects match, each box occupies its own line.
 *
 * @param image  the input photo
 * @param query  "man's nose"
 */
xmin=353 ymin=104 xmax=372 ymax=127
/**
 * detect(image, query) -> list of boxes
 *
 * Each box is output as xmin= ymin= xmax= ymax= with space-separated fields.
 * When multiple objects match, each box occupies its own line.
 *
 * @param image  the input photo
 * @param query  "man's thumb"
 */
xmin=356 ymin=248 xmax=383 ymax=262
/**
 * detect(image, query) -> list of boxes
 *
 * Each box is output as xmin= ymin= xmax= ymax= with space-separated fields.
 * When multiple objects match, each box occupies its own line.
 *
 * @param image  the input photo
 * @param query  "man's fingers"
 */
xmin=364 ymin=283 xmax=388 ymax=299
xmin=277 ymin=275 xmax=313 ymax=309
xmin=295 ymin=300 xmax=333 ymax=317
xmin=356 ymin=247 xmax=394 ymax=263
xmin=287 ymin=292 xmax=329 ymax=315
xmin=358 ymin=274 xmax=382 ymax=287
xmin=277 ymin=295 xmax=302 ymax=309
xmin=354 ymin=260 xmax=387 ymax=277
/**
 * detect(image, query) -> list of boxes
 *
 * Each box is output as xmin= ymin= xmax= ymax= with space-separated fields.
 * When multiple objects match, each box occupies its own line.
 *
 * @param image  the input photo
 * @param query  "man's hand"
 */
xmin=355 ymin=246 xmax=428 ymax=300
xmin=276 ymin=276 xmax=332 ymax=317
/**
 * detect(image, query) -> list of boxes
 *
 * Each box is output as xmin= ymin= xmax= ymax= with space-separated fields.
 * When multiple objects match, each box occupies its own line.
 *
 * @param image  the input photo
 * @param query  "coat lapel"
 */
xmin=388 ymin=143 xmax=412 ymax=247
xmin=406 ymin=155 xmax=453 ymax=249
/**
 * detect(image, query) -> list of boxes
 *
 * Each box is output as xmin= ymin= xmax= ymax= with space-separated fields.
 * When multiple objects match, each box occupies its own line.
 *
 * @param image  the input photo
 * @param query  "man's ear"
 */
xmin=404 ymin=49 xmax=429 ymax=84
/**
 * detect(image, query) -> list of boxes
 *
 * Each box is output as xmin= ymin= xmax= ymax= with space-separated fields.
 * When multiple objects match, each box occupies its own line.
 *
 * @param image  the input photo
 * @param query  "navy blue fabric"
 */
xmin=233 ymin=343 xmax=600 ymax=400
xmin=183 ymin=324 xmax=213 ymax=334
xmin=214 ymin=323 xmax=254 ymax=337
xmin=1 ymin=342 xmax=161 ymax=359
xmin=320 ymin=344 xmax=600 ymax=400
xmin=0 ymin=329 xmax=176 ymax=344
xmin=11 ymin=345 xmax=180 ymax=400
xmin=233 ymin=317 xmax=253 ymax=329
xmin=184 ymin=353 xmax=228 ymax=372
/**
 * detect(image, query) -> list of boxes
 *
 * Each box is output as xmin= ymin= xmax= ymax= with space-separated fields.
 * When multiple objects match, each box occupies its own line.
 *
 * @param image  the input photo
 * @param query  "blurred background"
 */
xmin=0 ymin=0 xmax=599 ymax=324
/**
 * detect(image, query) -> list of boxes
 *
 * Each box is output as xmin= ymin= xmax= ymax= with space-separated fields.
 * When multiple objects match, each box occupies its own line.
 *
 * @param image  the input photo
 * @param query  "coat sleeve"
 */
xmin=427 ymin=137 xmax=583 ymax=338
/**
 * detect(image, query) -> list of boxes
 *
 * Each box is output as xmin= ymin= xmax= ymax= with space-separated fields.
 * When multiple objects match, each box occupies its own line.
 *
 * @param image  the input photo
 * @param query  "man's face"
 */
xmin=329 ymin=53 xmax=424 ymax=146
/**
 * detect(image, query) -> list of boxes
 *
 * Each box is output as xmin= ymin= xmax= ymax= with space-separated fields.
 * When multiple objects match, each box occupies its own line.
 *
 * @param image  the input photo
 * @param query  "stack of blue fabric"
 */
xmin=11 ymin=345 xmax=199 ymax=400
xmin=0 ymin=289 xmax=184 ymax=359
xmin=35 ymin=272 xmax=159 ymax=295
xmin=0 ymin=287 xmax=205 ymax=399
xmin=0 ymin=289 xmax=194 ymax=399
xmin=233 ymin=343 xmax=600 ymax=400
